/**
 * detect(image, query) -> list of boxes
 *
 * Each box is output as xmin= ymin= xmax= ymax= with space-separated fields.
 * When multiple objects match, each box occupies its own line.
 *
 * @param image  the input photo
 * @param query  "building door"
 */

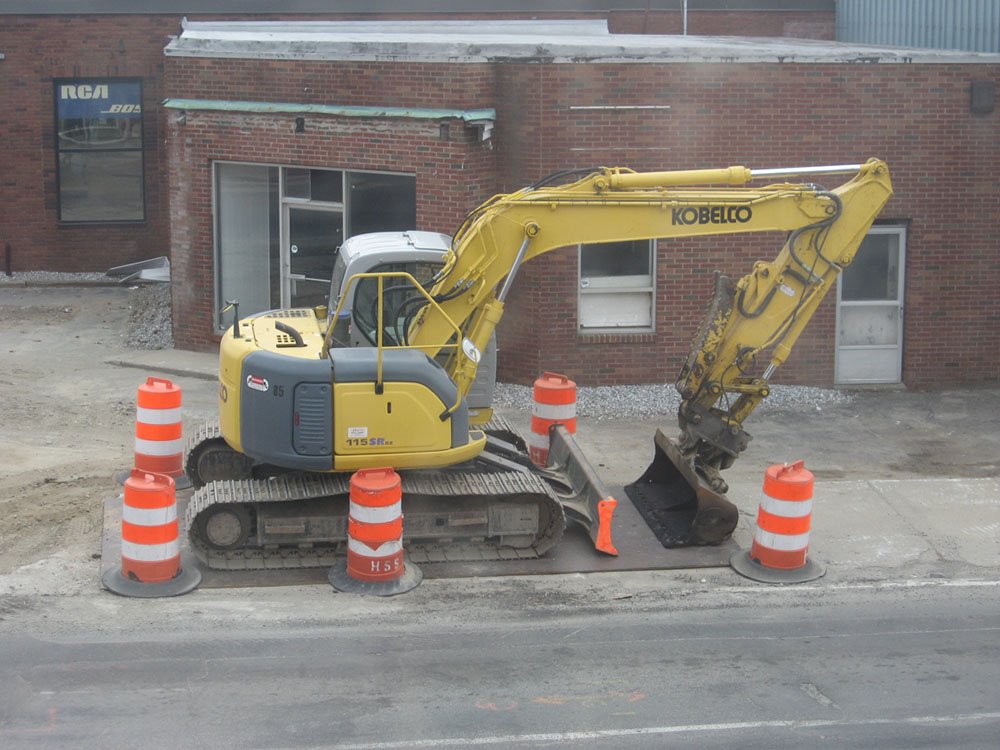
xmin=284 ymin=205 xmax=344 ymax=309
xmin=835 ymin=226 xmax=906 ymax=384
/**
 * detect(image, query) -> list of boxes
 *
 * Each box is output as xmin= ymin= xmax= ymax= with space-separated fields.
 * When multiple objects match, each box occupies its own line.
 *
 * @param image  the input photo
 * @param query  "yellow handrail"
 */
xmin=322 ymin=271 xmax=471 ymax=417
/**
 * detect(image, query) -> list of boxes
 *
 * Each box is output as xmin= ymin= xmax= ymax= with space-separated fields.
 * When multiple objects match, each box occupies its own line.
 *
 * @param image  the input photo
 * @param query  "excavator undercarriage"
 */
xmin=183 ymin=416 xmax=636 ymax=569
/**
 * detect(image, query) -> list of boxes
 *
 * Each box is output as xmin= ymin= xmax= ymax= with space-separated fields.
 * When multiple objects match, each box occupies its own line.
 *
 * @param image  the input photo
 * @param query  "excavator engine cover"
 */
xmin=625 ymin=429 xmax=739 ymax=547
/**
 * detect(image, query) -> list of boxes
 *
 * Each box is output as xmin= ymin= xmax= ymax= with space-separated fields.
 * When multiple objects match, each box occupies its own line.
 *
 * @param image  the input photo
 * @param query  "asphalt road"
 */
xmin=1 ymin=580 xmax=997 ymax=749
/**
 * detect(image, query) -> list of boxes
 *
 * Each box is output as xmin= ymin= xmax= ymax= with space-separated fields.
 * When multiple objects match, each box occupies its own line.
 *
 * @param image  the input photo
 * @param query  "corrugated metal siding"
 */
xmin=837 ymin=0 xmax=1000 ymax=52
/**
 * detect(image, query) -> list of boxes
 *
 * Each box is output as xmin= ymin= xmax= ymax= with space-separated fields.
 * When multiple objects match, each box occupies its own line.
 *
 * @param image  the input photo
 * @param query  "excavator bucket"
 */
xmin=625 ymin=429 xmax=739 ymax=547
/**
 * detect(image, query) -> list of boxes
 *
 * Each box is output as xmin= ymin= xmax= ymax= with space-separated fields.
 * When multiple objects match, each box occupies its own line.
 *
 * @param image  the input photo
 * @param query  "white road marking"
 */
xmin=311 ymin=712 xmax=1000 ymax=749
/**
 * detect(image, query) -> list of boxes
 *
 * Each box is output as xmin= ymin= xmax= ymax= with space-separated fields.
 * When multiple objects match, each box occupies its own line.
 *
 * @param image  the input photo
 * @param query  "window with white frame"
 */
xmin=578 ymin=239 xmax=655 ymax=331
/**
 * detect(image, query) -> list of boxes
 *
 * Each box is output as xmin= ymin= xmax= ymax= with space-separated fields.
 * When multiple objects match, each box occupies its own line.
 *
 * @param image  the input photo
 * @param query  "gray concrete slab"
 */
xmin=99 ymin=472 xmax=1000 ymax=588
xmin=100 ymin=486 xmax=741 ymax=589
xmin=727 ymin=476 xmax=1000 ymax=572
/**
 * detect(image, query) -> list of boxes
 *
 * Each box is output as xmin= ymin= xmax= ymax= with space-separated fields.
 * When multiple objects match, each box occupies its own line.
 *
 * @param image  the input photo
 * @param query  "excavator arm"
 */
xmin=409 ymin=160 xmax=891 ymax=404
xmin=403 ymin=160 xmax=892 ymax=542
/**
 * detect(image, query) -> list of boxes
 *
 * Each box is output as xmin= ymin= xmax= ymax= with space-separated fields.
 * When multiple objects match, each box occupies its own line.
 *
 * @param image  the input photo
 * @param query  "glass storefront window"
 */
xmin=55 ymin=79 xmax=144 ymax=222
xmin=285 ymin=168 xmax=344 ymax=203
xmin=348 ymin=172 xmax=416 ymax=236
xmin=214 ymin=164 xmax=416 ymax=329
xmin=215 ymin=164 xmax=281 ymax=328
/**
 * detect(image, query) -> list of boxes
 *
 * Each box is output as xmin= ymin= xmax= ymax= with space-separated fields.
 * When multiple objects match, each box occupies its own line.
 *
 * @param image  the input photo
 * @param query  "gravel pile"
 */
xmin=0 ymin=271 xmax=108 ymax=284
xmin=124 ymin=283 xmax=173 ymax=350
xmin=494 ymin=380 xmax=852 ymax=419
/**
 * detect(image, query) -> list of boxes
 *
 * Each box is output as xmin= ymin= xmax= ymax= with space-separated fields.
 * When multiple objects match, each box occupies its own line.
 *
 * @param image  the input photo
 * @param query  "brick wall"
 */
xmin=166 ymin=106 xmax=497 ymax=350
xmin=493 ymin=62 xmax=1000 ymax=388
xmin=0 ymin=15 xmax=178 ymax=272
xmin=3 ymin=13 xmax=996 ymax=390
xmin=0 ymin=7 xmax=831 ymax=274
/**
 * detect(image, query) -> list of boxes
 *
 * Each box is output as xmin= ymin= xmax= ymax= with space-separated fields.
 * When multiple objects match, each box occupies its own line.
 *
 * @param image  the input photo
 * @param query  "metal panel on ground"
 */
xmin=102 ymin=489 xmax=738 ymax=588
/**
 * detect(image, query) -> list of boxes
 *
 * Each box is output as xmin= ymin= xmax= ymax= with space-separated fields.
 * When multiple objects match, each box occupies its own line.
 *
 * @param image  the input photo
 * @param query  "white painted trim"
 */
xmin=349 ymin=501 xmax=402 ymax=525
xmin=753 ymin=528 xmax=810 ymax=551
xmin=121 ymin=539 xmax=180 ymax=562
xmin=759 ymin=495 xmax=813 ymax=518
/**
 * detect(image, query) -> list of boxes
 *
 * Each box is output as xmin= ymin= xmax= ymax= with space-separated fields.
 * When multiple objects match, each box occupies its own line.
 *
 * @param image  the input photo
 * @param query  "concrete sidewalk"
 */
xmin=106 ymin=348 xmax=218 ymax=381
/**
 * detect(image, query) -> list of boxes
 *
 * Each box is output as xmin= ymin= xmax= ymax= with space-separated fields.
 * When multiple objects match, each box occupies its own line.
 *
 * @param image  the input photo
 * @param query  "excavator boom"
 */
xmin=403 ymin=158 xmax=891 ymax=546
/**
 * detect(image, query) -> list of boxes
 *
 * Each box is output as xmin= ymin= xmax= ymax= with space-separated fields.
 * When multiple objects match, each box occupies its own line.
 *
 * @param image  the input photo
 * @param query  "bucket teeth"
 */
xmin=624 ymin=429 xmax=738 ymax=547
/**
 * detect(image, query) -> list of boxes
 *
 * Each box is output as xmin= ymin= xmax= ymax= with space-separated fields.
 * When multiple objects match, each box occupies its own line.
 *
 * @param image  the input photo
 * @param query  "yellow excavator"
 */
xmin=184 ymin=159 xmax=892 ymax=569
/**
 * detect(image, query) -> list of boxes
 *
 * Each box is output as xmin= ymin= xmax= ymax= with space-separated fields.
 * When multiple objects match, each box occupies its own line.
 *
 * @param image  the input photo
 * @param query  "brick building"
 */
xmin=2 ymin=2 xmax=998 ymax=388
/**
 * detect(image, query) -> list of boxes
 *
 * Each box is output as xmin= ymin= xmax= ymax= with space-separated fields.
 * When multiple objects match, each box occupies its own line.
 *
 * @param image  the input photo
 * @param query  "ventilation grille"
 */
xmin=293 ymin=383 xmax=332 ymax=457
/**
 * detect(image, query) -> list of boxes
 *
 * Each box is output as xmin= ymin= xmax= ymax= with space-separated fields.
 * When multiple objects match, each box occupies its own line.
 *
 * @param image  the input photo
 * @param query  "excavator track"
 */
xmin=183 ymin=419 xmax=565 ymax=570
xmin=185 ymin=470 xmax=565 ymax=570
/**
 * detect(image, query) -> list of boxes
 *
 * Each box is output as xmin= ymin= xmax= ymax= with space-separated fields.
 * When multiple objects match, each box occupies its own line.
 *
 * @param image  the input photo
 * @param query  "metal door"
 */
xmin=835 ymin=226 xmax=906 ymax=384
xmin=283 ymin=205 xmax=344 ymax=308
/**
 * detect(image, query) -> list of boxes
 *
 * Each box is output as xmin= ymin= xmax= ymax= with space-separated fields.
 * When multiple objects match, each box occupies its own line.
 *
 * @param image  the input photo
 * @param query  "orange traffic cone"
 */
xmin=118 ymin=377 xmax=191 ymax=489
xmin=528 ymin=372 xmax=577 ymax=467
xmin=731 ymin=460 xmax=825 ymax=584
xmin=102 ymin=469 xmax=201 ymax=597
xmin=329 ymin=468 xmax=422 ymax=596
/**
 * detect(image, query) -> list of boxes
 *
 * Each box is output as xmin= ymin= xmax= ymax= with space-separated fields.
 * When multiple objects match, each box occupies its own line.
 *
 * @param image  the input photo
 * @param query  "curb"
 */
xmin=104 ymin=358 xmax=217 ymax=382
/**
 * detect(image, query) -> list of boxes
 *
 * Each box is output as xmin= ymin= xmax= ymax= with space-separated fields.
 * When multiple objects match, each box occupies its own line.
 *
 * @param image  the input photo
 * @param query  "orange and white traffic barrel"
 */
xmin=132 ymin=377 xmax=190 ymax=488
xmin=329 ymin=468 xmax=422 ymax=596
xmin=102 ymin=469 xmax=201 ymax=597
xmin=528 ymin=372 xmax=577 ymax=467
xmin=731 ymin=460 xmax=825 ymax=584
